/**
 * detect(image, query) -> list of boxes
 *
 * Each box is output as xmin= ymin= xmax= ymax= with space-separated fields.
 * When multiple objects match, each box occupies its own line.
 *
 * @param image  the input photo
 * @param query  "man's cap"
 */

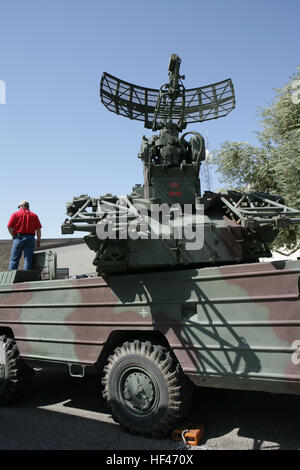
xmin=18 ymin=200 xmax=30 ymax=208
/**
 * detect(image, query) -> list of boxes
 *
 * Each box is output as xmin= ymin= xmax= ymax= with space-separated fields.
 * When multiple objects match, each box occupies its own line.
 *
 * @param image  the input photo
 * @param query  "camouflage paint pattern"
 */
xmin=0 ymin=259 xmax=299 ymax=395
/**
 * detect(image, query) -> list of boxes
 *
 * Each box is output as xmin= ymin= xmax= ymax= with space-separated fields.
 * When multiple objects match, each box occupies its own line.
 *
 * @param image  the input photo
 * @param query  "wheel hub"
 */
xmin=123 ymin=370 xmax=155 ymax=412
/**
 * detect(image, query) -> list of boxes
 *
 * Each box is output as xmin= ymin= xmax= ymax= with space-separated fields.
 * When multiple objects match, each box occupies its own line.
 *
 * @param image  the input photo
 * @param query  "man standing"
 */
xmin=7 ymin=200 xmax=42 ymax=270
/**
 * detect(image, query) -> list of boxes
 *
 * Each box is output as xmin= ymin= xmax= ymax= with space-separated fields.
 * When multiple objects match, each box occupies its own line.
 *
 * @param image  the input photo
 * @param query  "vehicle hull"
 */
xmin=0 ymin=260 xmax=299 ymax=395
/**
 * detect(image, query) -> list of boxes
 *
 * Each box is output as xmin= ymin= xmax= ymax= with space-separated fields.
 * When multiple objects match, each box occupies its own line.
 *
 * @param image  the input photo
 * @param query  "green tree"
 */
xmin=213 ymin=67 xmax=300 ymax=250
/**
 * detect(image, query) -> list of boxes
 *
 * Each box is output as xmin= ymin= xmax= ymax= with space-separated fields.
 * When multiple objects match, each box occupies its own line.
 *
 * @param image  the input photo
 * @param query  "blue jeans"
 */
xmin=9 ymin=234 xmax=36 ymax=270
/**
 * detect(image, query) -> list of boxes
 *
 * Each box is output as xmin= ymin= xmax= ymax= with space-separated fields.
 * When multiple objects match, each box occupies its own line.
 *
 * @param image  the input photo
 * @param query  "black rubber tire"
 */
xmin=101 ymin=340 xmax=192 ymax=437
xmin=0 ymin=335 xmax=33 ymax=405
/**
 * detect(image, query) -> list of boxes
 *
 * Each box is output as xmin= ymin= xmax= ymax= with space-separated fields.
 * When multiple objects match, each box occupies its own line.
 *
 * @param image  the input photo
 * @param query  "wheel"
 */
xmin=102 ymin=340 xmax=192 ymax=437
xmin=0 ymin=335 xmax=33 ymax=405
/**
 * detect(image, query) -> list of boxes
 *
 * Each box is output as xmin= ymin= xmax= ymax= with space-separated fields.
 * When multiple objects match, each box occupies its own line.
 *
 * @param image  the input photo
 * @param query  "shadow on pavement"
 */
xmin=4 ymin=367 xmax=180 ymax=450
xmin=187 ymin=385 xmax=300 ymax=450
xmin=7 ymin=366 xmax=300 ymax=450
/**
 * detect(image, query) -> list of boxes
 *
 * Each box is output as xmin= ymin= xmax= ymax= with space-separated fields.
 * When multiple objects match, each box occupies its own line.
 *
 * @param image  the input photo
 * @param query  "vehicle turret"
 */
xmin=61 ymin=55 xmax=300 ymax=275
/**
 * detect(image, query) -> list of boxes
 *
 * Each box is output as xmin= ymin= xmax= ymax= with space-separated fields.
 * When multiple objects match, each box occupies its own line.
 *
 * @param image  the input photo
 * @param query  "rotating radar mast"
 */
xmin=99 ymin=54 xmax=235 ymax=203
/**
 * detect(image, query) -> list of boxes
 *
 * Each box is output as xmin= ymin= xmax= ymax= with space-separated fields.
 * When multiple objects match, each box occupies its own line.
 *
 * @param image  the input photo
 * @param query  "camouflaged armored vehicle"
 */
xmin=1 ymin=56 xmax=300 ymax=438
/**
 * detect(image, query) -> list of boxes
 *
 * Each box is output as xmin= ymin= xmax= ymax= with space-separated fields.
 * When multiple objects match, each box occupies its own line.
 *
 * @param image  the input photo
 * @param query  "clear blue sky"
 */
xmin=0 ymin=0 xmax=299 ymax=239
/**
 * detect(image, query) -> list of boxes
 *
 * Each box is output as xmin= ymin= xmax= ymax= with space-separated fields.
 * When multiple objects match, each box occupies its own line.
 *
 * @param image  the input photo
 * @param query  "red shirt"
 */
xmin=7 ymin=209 xmax=42 ymax=235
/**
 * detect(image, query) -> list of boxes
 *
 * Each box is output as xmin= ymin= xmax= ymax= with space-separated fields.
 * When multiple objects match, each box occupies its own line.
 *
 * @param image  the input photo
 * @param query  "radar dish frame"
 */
xmin=100 ymin=72 xmax=235 ymax=130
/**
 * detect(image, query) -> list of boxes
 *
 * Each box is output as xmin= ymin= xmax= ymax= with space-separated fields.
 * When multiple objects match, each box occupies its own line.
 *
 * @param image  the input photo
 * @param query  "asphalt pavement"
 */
xmin=1 ymin=365 xmax=300 ymax=452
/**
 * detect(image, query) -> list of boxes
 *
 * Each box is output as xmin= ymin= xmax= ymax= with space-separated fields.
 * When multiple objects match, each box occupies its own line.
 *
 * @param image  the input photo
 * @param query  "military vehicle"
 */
xmin=1 ymin=55 xmax=300 ymax=439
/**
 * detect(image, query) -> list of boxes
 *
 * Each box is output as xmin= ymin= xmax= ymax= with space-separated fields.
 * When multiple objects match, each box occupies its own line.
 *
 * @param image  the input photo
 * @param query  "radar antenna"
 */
xmin=100 ymin=54 xmax=235 ymax=131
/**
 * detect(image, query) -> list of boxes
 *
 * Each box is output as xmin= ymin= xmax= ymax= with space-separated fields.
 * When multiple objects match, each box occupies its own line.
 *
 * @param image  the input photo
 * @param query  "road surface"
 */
xmin=1 ymin=366 xmax=300 ymax=451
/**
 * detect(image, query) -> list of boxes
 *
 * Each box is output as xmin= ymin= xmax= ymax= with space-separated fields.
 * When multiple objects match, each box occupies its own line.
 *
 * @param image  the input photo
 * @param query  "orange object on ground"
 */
xmin=172 ymin=424 xmax=205 ymax=446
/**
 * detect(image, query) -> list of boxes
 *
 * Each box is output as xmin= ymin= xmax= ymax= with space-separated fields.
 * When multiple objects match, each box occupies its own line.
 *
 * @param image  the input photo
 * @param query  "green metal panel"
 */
xmin=0 ymin=260 xmax=299 ymax=395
